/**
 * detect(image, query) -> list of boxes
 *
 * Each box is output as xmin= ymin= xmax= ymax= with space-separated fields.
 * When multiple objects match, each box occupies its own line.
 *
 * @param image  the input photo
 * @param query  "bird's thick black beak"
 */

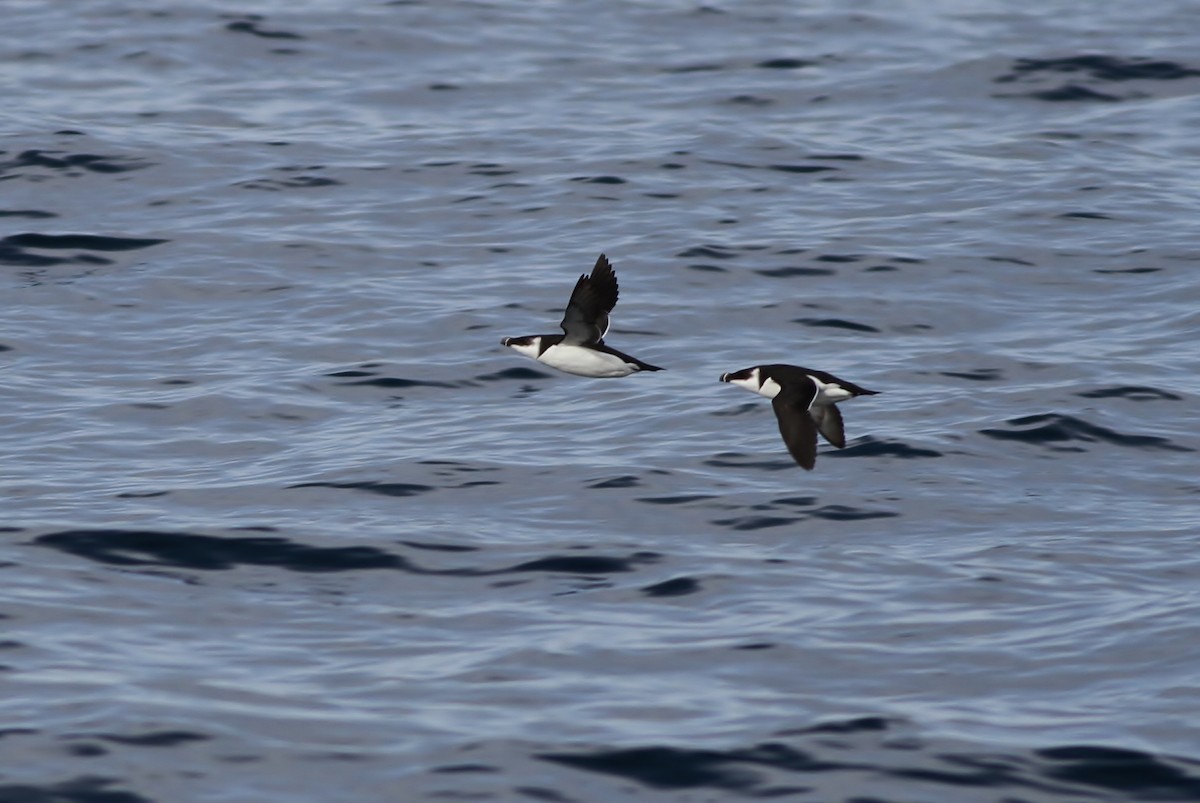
xmin=719 ymin=372 xmax=731 ymax=382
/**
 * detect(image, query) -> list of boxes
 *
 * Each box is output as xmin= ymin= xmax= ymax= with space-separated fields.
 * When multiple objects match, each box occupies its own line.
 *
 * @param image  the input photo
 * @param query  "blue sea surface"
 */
xmin=2 ymin=1 xmax=1199 ymax=801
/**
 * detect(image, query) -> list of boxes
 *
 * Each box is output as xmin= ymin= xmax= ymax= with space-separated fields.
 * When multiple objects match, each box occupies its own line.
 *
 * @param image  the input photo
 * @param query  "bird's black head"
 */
xmin=720 ymin=366 xmax=757 ymax=384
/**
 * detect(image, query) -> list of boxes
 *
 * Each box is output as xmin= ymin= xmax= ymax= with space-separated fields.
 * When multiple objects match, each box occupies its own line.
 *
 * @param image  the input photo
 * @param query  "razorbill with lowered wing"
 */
xmin=501 ymin=253 xmax=663 ymax=377
xmin=720 ymin=363 xmax=878 ymax=470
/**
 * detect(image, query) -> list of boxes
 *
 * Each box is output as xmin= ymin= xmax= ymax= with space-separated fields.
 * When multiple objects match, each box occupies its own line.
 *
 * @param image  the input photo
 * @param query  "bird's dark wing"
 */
xmin=772 ymin=382 xmax=819 ymax=470
xmin=810 ymin=404 xmax=846 ymax=448
xmin=560 ymin=254 xmax=619 ymax=345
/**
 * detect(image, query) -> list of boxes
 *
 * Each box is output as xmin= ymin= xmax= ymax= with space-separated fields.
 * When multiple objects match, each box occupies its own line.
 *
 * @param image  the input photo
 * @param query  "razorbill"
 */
xmin=720 ymin=363 xmax=878 ymax=470
xmin=501 ymin=253 xmax=663 ymax=377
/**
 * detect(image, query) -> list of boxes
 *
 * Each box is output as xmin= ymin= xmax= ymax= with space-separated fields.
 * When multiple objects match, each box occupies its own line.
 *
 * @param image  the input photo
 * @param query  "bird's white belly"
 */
xmin=540 ymin=344 xmax=635 ymax=377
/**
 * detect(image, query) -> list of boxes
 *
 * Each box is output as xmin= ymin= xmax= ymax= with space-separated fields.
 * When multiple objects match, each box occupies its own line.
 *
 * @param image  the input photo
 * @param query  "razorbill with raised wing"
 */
xmin=501 ymin=253 xmax=663 ymax=377
xmin=720 ymin=363 xmax=878 ymax=470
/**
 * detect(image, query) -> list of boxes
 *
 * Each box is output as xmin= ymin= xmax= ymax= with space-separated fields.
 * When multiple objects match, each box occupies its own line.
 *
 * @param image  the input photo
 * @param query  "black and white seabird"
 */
xmin=501 ymin=253 xmax=663 ymax=377
xmin=720 ymin=363 xmax=878 ymax=470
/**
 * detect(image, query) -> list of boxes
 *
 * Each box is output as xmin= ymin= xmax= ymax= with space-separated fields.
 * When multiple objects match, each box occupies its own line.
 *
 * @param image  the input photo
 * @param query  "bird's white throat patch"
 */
xmin=758 ymin=374 xmax=784 ymax=399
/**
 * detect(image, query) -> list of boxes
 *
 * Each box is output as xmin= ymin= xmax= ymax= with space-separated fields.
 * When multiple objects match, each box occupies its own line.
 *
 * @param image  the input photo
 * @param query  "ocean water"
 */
xmin=2 ymin=1 xmax=1200 ymax=800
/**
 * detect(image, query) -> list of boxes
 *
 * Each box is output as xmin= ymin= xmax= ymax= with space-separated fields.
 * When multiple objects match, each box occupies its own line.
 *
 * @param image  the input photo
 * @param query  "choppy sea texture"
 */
xmin=3 ymin=1 xmax=1200 ymax=801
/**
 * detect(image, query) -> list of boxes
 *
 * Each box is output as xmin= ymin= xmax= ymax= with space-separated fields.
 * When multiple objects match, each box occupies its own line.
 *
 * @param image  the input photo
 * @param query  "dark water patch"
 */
xmin=475 ymin=366 xmax=554 ymax=381
xmin=588 ymin=475 xmax=640 ymax=489
xmin=768 ymin=164 xmax=838 ymax=174
xmin=1060 ymin=211 xmax=1111 ymax=219
xmin=570 ymin=175 xmax=626 ymax=185
xmin=734 ymin=642 xmax=774 ymax=650
xmin=0 ymin=149 xmax=151 ymax=175
xmin=289 ymin=481 xmax=434 ymax=497
xmin=1095 ymin=266 xmax=1161 ymax=274
xmin=115 ymin=491 xmax=169 ymax=499
xmin=400 ymin=540 xmax=479 ymax=553
xmin=809 ymin=505 xmax=897 ymax=522
xmin=643 ymin=191 xmax=681 ymax=198
xmin=0 ymin=209 xmax=57 ymax=218
xmin=71 ymin=730 xmax=211 ymax=748
xmin=833 ymin=438 xmax=944 ymax=460
xmin=815 ymin=254 xmax=861 ymax=263
xmin=641 ymin=577 xmax=701 ymax=597
xmin=941 ymin=368 xmax=1004 ymax=382
xmin=433 ymin=763 xmax=499 ymax=774
xmin=998 ymin=55 xmax=1200 ymax=84
xmin=980 ymin=413 xmax=1192 ymax=452
xmin=35 ymin=529 xmax=657 ymax=581
xmin=755 ymin=266 xmax=836 ymax=278
xmin=728 ymin=94 xmax=774 ymax=106
xmin=0 ymin=344 xmax=11 ymax=352
xmin=711 ymin=516 xmax=801 ymax=531
xmin=684 ymin=262 xmax=727 ymax=272
xmin=337 ymin=374 xmax=456 ymax=389
xmin=514 ymin=786 xmax=573 ymax=802
xmin=771 ymin=496 xmax=818 ymax=508
xmin=808 ymin=154 xmax=864 ymax=162
xmin=636 ymin=494 xmax=717 ymax=506
xmin=505 ymin=555 xmax=649 ymax=575
xmin=676 ymin=245 xmax=738 ymax=260
xmin=33 ymin=530 xmax=413 ymax=572
xmin=2 ymin=233 xmax=168 ymax=251
xmin=419 ymin=460 xmax=500 ymax=474
xmin=780 ymin=716 xmax=894 ymax=737
xmin=236 ymin=175 xmax=340 ymax=190
xmin=537 ymin=730 xmax=1200 ymax=799
xmin=986 ymin=255 xmax=1036 ymax=266
xmin=704 ymin=453 xmax=796 ymax=472
xmin=662 ymin=63 xmax=725 ymax=74
xmin=792 ymin=318 xmax=880 ymax=333
xmin=0 ymin=243 xmax=110 ymax=267
xmin=538 ymin=743 xmax=833 ymax=792
xmin=225 ymin=17 xmax=304 ymax=39
xmin=469 ymin=163 xmax=515 ymax=176
xmin=0 ymin=727 xmax=38 ymax=739
xmin=0 ymin=777 xmax=153 ymax=802
xmin=756 ymin=58 xmax=813 ymax=70
xmin=1035 ymin=745 xmax=1200 ymax=798
xmin=1077 ymin=385 xmax=1181 ymax=401
xmin=1029 ymin=84 xmax=1121 ymax=102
